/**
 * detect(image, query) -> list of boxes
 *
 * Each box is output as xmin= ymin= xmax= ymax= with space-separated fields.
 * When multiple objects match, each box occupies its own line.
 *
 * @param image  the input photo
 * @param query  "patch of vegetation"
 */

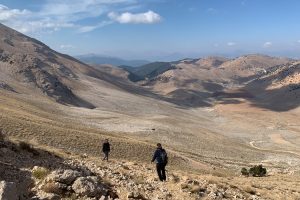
xmin=32 ymin=167 xmax=50 ymax=180
xmin=241 ymin=165 xmax=267 ymax=177
xmin=42 ymin=182 xmax=63 ymax=194
xmin=241 ymin=167 xmax=249 ymax=176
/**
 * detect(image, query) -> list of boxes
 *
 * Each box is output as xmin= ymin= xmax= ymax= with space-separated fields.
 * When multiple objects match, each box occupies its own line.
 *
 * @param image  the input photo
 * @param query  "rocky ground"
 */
xmin=1 ymin=133 xmax=300 ymax=200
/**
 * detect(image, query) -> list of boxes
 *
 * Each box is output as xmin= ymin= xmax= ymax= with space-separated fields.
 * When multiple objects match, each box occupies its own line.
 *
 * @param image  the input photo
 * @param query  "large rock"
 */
xmin=47 ymin=169 xmax=82 ymax=185
xmin=72 ymin=176 xmax=104 ymax=197
xmin=0 ymin=181 xmax=18 ymax=200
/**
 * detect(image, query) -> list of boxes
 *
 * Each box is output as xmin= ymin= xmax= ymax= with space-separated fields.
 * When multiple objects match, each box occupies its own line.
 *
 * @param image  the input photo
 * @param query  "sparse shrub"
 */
xmin=19 ymin=141 xmax=40 ymax=156
xmin=32 ymin=167 xmax=50 ymax=180
xmin=241 ymin=168 xmax=249 ymax=176
xmin=249 ymin=165 xmax=267 ymax=177
xmin=42 ymin=182 xmax=63 ymax=194
xmin=241 ymin=165 xmax=266 ymax=177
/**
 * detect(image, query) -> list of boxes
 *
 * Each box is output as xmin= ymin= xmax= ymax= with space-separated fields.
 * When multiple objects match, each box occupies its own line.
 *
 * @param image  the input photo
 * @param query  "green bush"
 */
xmin=241 ymin=165 xmax=267 ymax=177
xmin=241 ymin=167 xmax=249 ymax=176
xmin=249 ymin=165 xmax=267 ymax=177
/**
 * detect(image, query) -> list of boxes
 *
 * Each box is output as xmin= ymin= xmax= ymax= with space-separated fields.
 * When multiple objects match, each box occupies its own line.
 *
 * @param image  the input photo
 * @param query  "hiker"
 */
xmin=102 ymin=139 xmax=110 ymax=161
xmin=151 ymin=143 xmax=168 ymax=181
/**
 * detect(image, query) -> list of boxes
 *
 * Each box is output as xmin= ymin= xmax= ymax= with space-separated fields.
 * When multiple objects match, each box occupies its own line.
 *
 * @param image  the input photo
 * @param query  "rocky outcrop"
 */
xmin=33 ymin=167 xmax=118 ymax=200
xmin=72 ymin=176 xmax=104 ymax=197
xmin=47 ymin=169 xmax=82 ymax=185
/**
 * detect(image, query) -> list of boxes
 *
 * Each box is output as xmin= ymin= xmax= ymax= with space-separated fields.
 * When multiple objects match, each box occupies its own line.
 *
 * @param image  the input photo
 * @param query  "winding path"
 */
xmin=249 ymin=140 xmax=300 ymax=157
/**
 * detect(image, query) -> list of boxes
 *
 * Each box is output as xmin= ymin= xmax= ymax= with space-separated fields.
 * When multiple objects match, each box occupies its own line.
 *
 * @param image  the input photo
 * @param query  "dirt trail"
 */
xmin=249 ymin=140 xmax=300 ymax=158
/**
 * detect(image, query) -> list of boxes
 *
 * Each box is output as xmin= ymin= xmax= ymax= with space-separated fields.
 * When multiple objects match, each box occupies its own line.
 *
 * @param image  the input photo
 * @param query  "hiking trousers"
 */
xmin=103 ymin=151 xmax=109 ymax=161
xmin=156 ymin=163 xmax=166 ymax=181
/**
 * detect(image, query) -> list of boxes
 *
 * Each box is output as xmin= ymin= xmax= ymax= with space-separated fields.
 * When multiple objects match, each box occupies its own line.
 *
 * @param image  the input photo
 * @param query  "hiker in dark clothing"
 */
xmin=151 ymin=143 xmax=168 ymax=182
xmin=102 ymin=139 xmax=110 ymax=161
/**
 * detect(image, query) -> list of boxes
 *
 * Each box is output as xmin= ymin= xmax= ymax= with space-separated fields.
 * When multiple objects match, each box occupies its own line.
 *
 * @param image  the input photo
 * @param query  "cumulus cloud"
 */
xmin=108 ymin=10 xmax=161 ymax=24
xmin=0 ymin=4 xmax=30 ymax=21
xmin=263 ymin=42 xmax=272 ymax=48
xmin=0 ymin=1 xmax=161 ymax=34
xmin=227 ymin=42 xmax=236 ymax=46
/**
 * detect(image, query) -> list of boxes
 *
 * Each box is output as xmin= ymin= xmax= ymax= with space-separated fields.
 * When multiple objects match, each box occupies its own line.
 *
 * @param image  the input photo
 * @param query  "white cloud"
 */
xmin=263 ymin=42 xmax=272 ymax=48
xmin=0 ymin=1 xmax=160 ymax=34
xmin=297 ymin=40 xmax=300 ymax=43
xmin=0 ymin=4 xmax=30 ymax=21
xmin=227 ymin=42 xmax=236 ymax=46
xmin=108 ymin=10 xmax=161 ymax=24
xmin=60 ymin=44 xmax=75 ymax=49
xmin=78 ymin=21 xmax=113 ymax=33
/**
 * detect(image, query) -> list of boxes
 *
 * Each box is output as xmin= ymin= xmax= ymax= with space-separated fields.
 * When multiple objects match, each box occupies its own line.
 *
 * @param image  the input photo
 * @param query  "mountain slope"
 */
xmin=123 ymin=55 xmax=293 ymax=107
xmin=0 ymin=23 xmax=98 ymax=108
xmin=120 ymin=62 xmax=176 ymax=82
xmin=245 ymin=61 xmax=300 ymax=111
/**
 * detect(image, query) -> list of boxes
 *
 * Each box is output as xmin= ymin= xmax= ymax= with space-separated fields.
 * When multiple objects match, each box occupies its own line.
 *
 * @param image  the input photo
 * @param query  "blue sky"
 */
xmin=0 ymin=0 xmax=300 ymax=60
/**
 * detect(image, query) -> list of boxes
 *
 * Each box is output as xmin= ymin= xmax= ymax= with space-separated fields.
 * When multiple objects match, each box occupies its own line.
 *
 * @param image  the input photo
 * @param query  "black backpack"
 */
xmin=160 ymin=149 xmax=168 ymax=166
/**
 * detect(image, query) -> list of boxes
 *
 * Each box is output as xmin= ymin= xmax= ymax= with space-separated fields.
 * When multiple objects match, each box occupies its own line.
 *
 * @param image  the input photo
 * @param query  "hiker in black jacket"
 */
xmin=102 ymin=139 xmax=110 ymax=161
xmin=151 ymin=143 xmax=168 ymax=181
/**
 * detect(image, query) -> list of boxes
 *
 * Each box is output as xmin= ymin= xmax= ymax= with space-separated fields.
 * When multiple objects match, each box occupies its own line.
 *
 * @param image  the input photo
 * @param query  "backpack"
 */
xmin=160 ymin=149 xmax=168 ymax=166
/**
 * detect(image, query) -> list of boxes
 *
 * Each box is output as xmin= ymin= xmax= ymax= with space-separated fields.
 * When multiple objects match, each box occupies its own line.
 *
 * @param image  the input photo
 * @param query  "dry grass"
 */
xmin=32 ymin=167 xmax=50 ymax=180
xmin=42 ymin=182 xmax=63 ymax=194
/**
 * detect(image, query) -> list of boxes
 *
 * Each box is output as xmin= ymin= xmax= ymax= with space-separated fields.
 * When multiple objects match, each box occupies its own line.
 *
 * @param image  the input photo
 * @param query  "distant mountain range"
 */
xmin=119 ymin=62 xmax=176 ymax=82
xmin=76 ymin=54 xmax=150 ymax=67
